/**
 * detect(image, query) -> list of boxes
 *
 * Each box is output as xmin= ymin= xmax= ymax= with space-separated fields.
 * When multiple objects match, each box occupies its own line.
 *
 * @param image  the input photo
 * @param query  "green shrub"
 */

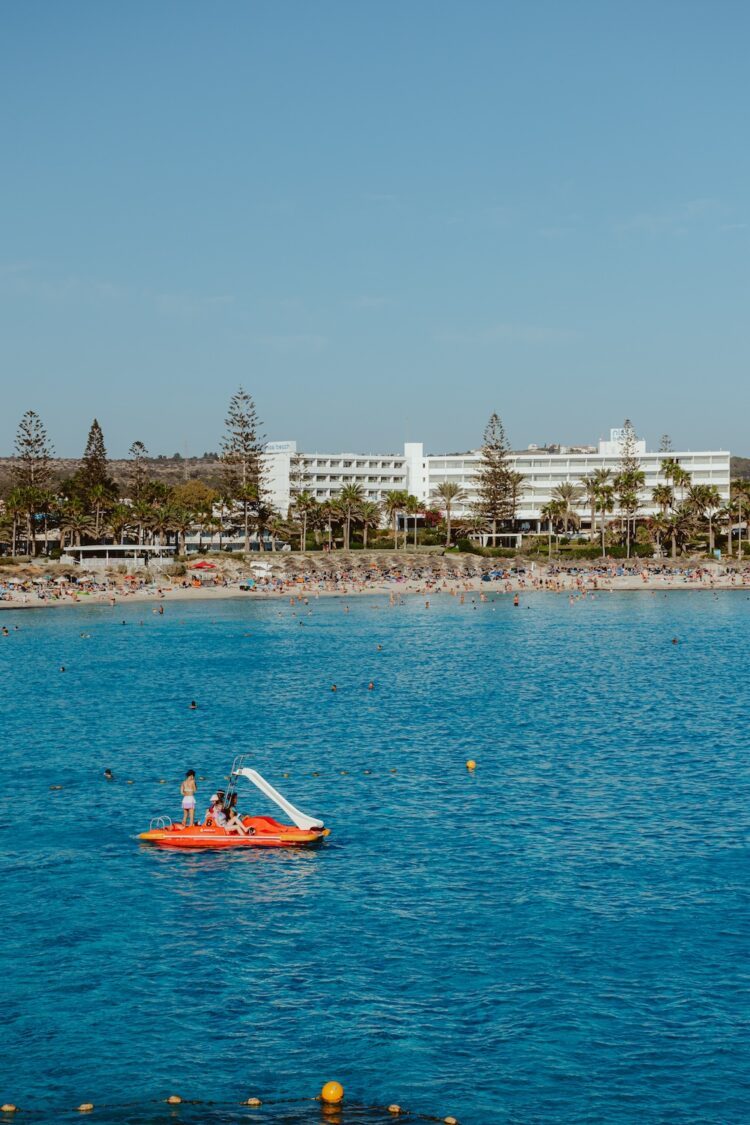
xmin=456 ymin=539 xmax=518 ymax=558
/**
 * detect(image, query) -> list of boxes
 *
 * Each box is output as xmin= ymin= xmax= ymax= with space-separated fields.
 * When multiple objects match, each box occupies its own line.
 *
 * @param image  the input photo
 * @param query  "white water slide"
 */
xmin=234 ymin=767 xmax=324 ymax=831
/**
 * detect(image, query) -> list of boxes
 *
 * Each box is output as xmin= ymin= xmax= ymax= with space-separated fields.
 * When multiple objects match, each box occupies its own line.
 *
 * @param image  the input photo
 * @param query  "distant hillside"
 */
xmin=0 ymin=456 xmax=225 ymax=495
xmin=731 ymin=456 xmax=750 ymax=480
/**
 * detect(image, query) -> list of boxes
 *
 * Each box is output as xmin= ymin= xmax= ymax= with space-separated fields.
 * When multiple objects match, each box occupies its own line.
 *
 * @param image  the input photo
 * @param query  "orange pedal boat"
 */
xmin=139 ymin=759 xmax=330 ymax=850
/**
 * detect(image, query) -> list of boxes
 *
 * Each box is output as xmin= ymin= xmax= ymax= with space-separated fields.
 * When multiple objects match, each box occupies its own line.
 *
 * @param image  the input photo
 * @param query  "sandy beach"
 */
xmin=2 ymin=554 xmax=750 ymax=612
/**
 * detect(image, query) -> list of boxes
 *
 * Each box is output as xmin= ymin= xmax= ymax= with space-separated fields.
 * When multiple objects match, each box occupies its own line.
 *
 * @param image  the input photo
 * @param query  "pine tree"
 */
xmin=615 ymin=419 xmax=643 ymax=558
xmin=13 ymin=410 xmax=54 ymax=490
xmin=659 ymin=433 xmax=674 ymax=453
xmin=12 ymin=411 xmax=55 ymax=557
xmin=128 ymin=441 xmax=149 ymax=502
xmin=220 ymin=387 xmax=266 ymax=553
xmin=476 ymin=412 xmax=512 ymax=545
xmin=79 ymin=419 xmax=109 ymax=493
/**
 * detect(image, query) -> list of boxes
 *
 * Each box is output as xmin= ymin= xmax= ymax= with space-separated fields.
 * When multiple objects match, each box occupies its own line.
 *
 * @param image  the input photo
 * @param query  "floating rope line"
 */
xmin=0 ymin=1088 xmax=461 ymax=1124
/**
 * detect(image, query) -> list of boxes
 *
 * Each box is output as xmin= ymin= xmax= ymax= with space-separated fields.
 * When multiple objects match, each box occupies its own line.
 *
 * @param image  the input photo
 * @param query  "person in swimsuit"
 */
xmin=180 ymin=769 xmax=197 ymax=826
xmin=225 ymin=807 xmax=253 ymax=836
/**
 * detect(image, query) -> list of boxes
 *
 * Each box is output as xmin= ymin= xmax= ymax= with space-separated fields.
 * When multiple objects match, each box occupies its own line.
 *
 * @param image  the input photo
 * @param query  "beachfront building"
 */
xmin=264 ymin=440 xmax=411 ymax=513
xmin=263 ymin=429 xmax=731 ymax=533
xmin=421 ymin=430 xmax=731 ymax=532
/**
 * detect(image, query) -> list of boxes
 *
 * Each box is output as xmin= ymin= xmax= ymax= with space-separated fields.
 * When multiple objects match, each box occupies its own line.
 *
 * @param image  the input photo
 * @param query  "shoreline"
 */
xmin=3 ymin=572 xmax=750 ymax=612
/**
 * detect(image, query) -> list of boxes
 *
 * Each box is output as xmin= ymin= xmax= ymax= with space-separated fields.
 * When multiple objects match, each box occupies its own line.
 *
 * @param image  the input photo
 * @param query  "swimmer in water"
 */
xmin=104 ymin=768 xmax=114 ymax=781
xmin=189 ymin=700 xmax=198 ymax=709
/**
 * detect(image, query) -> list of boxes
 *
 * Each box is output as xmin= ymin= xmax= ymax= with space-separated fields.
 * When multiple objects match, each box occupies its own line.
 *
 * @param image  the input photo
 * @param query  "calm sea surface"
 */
xmin=2 ymin=590 xmax=749 ymax=1124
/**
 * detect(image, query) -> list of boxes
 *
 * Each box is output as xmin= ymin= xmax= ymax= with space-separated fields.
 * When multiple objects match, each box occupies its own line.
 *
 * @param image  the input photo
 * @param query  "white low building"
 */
xmin=263 ymin=429 xmax=731 ymax=531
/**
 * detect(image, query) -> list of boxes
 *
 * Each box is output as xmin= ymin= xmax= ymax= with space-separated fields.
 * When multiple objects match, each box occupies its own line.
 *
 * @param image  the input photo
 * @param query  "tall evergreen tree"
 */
xmin=659 ymin=433 xmax=674 ymax=453
xmin=476 ymin=412 xmax=512 ymax=545
xmin=79 ymin=419 xmax=109 ymax=493
xmin=128 ymin=440 xmax=149 ymax=502
xmin=13 ymin=410 xmax=54 ymax=490
xmin=12 ymin=411 xmax=55 ymax=556
xmin=614 ymin=420 xmax=643 ymax=557
xmin=220 ymin=387 xmax=266 ymax=553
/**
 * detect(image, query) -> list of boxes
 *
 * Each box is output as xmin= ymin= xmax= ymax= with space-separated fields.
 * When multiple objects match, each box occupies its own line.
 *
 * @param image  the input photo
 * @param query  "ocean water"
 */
xmin=1 ymin=589 xmax=750 ymax=1124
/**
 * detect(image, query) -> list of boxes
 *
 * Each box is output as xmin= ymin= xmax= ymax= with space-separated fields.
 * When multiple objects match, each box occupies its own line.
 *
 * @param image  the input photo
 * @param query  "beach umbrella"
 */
xmin=191 ymin=561 xmax=216 ymax=570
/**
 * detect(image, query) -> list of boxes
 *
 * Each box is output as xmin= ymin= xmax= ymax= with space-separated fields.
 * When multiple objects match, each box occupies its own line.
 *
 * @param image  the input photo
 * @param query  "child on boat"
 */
xmin=180 ymin=769 xmax=197 ymax=826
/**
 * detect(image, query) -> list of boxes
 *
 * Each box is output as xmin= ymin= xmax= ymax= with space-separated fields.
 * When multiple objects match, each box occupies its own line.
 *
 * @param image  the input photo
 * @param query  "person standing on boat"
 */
xmin=180 ymin=770 xmax=197 ymax=826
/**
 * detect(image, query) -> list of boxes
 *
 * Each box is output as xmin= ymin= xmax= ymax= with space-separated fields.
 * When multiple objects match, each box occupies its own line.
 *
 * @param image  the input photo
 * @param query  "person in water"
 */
xmin=180 ymin=769 xmax=197 ymax=826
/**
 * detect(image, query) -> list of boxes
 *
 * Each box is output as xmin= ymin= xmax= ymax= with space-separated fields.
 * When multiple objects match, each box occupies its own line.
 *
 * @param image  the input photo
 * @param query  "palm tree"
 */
xmin=661 ymin=459 xmax=691 ymax=506
xmin=405 ymin=494 xmax=420 ymax=549
xmin=732 ymin=480 xmax=750 ymax=560
xmin=464 ymin=510 xmax=490 ymax=546
xmin=337 ymin=484 xmax=364 ymax=550
xmin=4 ymin=488 xmax=27 ymax=556
xmin=319 ymin=501 xmax=336 ymax=550
xmin=652 ymin=483 xmax=674 ymax=515
xmin=383 ymin=490 xmax=408 ymax=550
xmin=540 ymin=501 xmax=562 ymax=558
xmin=107 ymin=503 xmax=132 ymax=545
xmin=267 ymin=513 xmax=289 ymax=552
xmin=596 ymin=485 xmax=615 ymax=556
xmin=645 ymin=512 xmax=670 ymax=554
xmin=702 ymin=485 xmax=721 ymax=556
xmin=358 ymin=500 xmax=381 ymax=549
xmin=150 ymin=506 xmax=174 ymax=547
xmin=686 ymin=484 xmax=721 ymax=555
xmin=551 ymin=482 xmax=581 ymax=535
xmin=88 ymin=481 xmax=117 ymax=540
xmin=581 ymin=476 xmax=599 ymax=542
xmin=292 ymin=490 xmax=317 ymax=553
xmin=431 ymin=482 xmax=467 ymax=547
xmin=580 ymin=469 xmax=611 ymax=541
xmin=615 ymin=469 xmax=645 ymax=557
xmin=664 ymin=506 xmax=693 ymax=559
xmin=170 ymin=507 xmax=193 ymax=555
xmin=61 ymin=505 xmax=95 ymax=549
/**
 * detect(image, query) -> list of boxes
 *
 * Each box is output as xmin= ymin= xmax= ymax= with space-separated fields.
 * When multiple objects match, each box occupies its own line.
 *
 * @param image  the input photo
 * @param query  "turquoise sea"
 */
xmin=2 ymin=590 xmax=750 ymax=1124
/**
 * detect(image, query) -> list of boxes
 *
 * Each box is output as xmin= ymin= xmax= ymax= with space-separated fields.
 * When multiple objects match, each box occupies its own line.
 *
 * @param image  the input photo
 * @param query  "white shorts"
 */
xmin=182 ymin=795 xmax=196 ymax=809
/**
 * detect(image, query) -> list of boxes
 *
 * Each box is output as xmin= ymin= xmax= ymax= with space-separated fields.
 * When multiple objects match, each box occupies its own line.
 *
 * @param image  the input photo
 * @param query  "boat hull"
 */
xmin=139 ymin=815 xmax=329 ymax=850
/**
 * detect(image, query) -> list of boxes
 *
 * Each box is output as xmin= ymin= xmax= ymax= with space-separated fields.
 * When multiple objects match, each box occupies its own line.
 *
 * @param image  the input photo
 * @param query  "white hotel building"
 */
xmin=264 ymin=431 xmax=730 ymax=533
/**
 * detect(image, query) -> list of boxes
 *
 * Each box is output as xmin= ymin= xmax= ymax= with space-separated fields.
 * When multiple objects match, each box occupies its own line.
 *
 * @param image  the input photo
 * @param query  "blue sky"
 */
xmin=1 ymin=1 xmax=748 ymax=457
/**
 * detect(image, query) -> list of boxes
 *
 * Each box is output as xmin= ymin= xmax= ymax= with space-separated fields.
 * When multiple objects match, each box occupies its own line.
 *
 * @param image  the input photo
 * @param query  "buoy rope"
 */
xmin=0 ymin=1091 xmax=459 ymax=1123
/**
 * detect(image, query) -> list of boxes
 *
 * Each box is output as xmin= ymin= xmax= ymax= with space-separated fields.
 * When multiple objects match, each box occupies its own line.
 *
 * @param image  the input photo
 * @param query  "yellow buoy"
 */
xmin=77 ymin=1104 xmax=94 ymax=1114
xmin=243 ymin=1097 xmax=262 ymax=1106
xmin=387 ymin=1105 xmax=402 ymax=1115
xmin=320 ymin=1080 xmax=344 ymax=1104
xmin=166 ymin=1095 xmax=182 ymax=1104
xmin=444 ymin=1117 xmax=458 ymax=1124
xmin=1 ymin=1105 xmax=18 ymax=1114
xmin=466 ymin=759 xmax=476 ymax=770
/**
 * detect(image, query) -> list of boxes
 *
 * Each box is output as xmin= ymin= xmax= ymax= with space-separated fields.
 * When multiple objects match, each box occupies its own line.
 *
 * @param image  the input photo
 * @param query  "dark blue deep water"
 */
xmin=2 ymin=590 xmax=750 ymax=1124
